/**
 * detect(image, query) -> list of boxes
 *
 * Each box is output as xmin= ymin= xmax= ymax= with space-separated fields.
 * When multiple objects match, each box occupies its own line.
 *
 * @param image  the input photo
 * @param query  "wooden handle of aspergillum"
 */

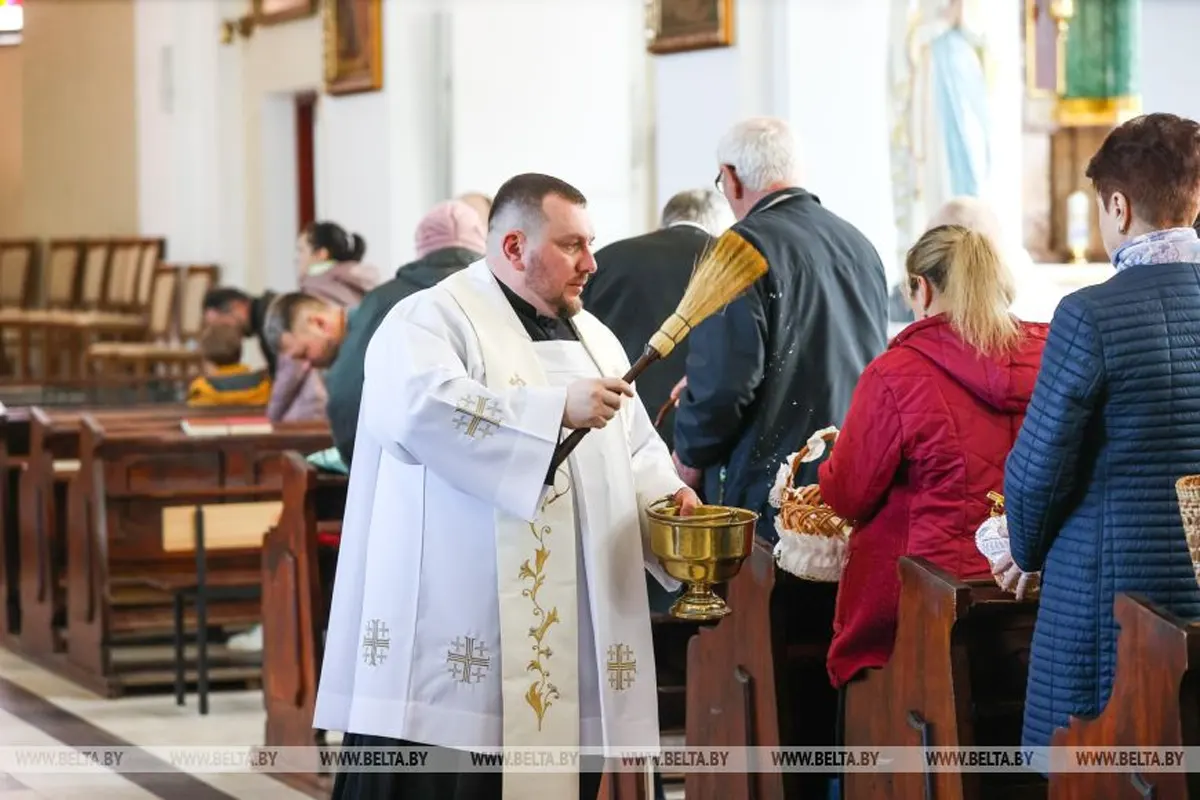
xmin=546 ymin=347 xmax=661 ymax=477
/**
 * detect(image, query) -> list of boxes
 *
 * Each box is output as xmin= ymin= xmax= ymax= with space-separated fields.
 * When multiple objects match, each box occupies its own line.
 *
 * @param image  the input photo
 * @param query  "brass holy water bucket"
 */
xmin=646 ymin=497 xmax=758 ymax=621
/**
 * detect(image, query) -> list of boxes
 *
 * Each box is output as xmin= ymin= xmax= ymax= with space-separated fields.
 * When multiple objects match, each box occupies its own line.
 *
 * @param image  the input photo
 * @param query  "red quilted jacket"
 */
xmin=817 ymin=314 xmax=1048 ymax=688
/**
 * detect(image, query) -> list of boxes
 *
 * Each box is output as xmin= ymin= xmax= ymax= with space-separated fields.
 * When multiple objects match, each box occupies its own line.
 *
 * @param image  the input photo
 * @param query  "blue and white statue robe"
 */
xmin=889 ymin=0 xmax=992 ymax=252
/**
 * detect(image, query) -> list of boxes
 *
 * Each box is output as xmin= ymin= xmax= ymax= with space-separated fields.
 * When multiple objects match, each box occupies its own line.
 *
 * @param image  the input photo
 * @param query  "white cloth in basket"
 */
xmin=770 ymin=426 xmax=847 ymax=582
xmin=975 ymin=513 xmax=1039 ymax=599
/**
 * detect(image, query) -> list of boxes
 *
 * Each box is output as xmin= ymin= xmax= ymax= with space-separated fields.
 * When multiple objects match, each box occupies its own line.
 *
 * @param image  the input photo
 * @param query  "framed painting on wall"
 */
xmin=252 ymin=0 xmax=317 ymax=26
xmin=647 ymin=0 xmax=734 ymax=55
xmin=324 ymin=0 xmax=383 ymax=96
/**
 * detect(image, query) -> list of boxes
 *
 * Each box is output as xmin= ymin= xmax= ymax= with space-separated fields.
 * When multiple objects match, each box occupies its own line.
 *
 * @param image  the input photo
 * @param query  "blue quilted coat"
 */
xmin=1005 ymin=262 xmax=1200 ymax=755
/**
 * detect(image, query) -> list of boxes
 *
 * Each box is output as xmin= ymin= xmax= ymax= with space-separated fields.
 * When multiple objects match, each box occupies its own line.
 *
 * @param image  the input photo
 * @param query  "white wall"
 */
xmin=653 ymin=0 xmax=780 ymax=219
xmin=447 ymin=0 xmax=651 ymax=250
xmin=1141 ymin=0 xmax=1200 ymax=122
xmin=135 ymin=0 xmax=245 ymax=281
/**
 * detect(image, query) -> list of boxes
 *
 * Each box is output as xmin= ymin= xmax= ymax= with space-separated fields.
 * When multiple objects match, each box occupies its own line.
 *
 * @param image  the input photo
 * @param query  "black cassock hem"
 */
xmin=330 ymin=732 xmax=603 ymax=800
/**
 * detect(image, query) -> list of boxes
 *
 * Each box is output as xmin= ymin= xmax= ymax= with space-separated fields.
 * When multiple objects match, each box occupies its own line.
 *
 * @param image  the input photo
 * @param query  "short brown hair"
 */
xmin=1085 ymin=113 xmax=1200 ymax=229
xmin=198 ymin=323 xmax=243 ymax=367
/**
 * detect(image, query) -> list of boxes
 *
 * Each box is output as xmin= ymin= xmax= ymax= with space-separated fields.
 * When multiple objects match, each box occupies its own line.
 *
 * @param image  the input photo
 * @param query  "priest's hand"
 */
xmin=673 ymin=486 xmax=701 ymax=516
xmin=563 ymin=377 xmax=634 ymax=430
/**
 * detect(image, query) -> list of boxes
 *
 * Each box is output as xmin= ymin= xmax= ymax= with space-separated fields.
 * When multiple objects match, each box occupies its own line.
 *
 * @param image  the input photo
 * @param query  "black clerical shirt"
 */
xmin=494 ymin=275 xmax=579 ymax=342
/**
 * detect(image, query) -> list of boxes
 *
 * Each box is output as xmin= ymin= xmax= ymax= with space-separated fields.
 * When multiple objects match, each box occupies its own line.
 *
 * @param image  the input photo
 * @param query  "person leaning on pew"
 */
xmin=1001 ymin=112 xmax=1200 ymax=770
xmin=186 ymin=323 xmax=272 ymax=408
xmin=797 ymin=224 xmax=1048 ymax=690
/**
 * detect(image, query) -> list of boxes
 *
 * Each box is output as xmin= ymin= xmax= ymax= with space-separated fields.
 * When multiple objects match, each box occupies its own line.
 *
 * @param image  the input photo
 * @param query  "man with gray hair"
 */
xmin=675 ymin=116 xmax=888 ymax=535
xmin=583 ymin=187 xmax=729 ymax=451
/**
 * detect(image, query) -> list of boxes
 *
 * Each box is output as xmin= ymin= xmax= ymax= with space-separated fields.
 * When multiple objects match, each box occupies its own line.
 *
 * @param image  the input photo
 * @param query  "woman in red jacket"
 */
xmin=810 ymin=223 xmax=1049 ymax=689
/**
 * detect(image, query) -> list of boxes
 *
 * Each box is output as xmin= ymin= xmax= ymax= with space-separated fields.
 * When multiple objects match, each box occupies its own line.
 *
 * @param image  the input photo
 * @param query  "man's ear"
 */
xmin=501 ymin=231 xmax=525 ymax=268
xmin=727 ymin=168 xmax=745 ymax=200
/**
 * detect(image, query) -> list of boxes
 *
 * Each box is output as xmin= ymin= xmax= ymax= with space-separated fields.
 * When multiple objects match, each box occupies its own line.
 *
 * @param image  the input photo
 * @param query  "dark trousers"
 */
xmin=331 ymin=734 xmax=604 ymax=800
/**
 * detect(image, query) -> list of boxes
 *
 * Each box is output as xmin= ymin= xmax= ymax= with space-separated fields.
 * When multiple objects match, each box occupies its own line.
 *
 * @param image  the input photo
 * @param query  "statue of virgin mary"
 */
xmin=889 ymin=0 xmax=992 ymax=260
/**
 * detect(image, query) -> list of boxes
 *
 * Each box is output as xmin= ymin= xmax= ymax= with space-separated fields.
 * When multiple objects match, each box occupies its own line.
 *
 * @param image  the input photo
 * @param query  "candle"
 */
xmin=1067 ymin=189 xmax=1090 ymax=264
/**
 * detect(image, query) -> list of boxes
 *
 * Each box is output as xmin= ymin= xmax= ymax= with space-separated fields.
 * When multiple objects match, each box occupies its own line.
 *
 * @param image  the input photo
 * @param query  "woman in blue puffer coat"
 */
xmin=1003 ymin=112 xmax=1200 ymax=765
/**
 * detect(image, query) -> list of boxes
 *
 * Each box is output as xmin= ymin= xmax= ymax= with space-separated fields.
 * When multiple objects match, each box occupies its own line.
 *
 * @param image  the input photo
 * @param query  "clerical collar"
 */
xmin=493 ymin=274 xmax=579 ymax=342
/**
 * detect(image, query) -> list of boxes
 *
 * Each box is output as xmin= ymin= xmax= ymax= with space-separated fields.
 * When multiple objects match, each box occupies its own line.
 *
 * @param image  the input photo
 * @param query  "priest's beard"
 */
xmin=526 ymin=251 xmax=583 ymax=318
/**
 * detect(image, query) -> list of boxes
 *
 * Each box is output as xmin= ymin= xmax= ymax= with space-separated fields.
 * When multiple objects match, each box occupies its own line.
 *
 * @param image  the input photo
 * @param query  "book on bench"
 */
xmin=180 ymin=416 xmax=274 ymax=437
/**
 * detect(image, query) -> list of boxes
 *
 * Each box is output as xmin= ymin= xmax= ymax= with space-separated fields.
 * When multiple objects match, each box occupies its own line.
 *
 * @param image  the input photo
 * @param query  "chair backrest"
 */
xmin=0 ymin=240 xmax=37 ymax=308
xmin=178 ymin=264 xmax=221 ymax=341
xmin=146 ymin=268 xmax=180 ymax=341
xmin=42 ymin=240 xmax=84 ymax=309
xmin=79 ymin=240 xmax=111 ymax=310
xmin=135 ymin=239 xmax=166 ymax=308
xmin=105 ymin=240 xmax=141 ymax=312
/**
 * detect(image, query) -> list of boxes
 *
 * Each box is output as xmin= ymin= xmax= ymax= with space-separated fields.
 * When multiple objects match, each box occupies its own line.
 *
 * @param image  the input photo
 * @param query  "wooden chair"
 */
xmin=842 ymin=556 xmax=1045 ymax=800
xmin=86 ymin=268 xmax=181 ymax=376
xmin=1049 ymin=593 xmax=1200 ymax=800
xmin=0 ymin=240 xmax=38 ymax=309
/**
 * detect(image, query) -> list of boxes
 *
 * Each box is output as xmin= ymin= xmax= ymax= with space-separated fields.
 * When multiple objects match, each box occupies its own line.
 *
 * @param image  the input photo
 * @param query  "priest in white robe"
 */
xmin=314 ymin=173 xmax=699 ymax=800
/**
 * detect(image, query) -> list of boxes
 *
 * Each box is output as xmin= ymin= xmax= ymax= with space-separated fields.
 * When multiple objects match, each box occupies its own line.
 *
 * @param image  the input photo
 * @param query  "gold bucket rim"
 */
xmin=646 ymin=496 xmax=760 ymax=527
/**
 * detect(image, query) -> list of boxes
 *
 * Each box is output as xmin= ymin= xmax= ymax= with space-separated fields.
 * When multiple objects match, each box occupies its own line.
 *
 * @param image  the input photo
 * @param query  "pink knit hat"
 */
xmin=414 ymin=200 xmax=487 ymax=259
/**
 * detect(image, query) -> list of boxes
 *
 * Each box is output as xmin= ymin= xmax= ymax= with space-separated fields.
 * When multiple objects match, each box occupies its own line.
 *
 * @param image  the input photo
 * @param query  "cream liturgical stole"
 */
xmin=443 ymin=275 xmax=609 ymax=800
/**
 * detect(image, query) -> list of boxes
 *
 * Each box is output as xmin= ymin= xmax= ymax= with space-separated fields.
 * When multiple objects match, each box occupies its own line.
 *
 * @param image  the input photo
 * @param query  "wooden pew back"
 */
xmin=14 ymin=406 xmax=265 ymax=657
xmin=262 ymin=452 xmax=346 ymax=799
xmin=1050 ymin=594 xmax=1200 ymax=800
xmin=64 ymin=419 xmax=331 ymax=695
xmin=843 ymin=556 xmax=1043 ymax=800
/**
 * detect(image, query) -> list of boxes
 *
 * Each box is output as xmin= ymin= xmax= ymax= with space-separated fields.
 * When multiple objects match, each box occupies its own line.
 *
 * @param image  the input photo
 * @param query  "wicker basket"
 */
xmin=771 ymin=428 xmax=852 ymax=583
xmin=1175 ymin=475 xmax=1200 ymax=587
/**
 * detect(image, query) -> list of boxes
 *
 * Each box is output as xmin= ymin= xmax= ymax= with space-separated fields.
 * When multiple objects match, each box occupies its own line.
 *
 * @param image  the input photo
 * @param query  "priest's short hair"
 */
xmin=487 ymin=173 xmax=587 ymax=240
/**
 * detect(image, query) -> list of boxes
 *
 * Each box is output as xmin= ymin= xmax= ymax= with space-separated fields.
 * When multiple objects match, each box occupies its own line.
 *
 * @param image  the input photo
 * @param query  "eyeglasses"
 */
xmin=714 ymin=170 xmax=723 ymax=191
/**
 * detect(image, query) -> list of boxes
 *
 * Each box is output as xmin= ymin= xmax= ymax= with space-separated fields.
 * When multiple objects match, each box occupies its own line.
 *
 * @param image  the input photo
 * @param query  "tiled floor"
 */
xmin=0 ymin=647 xmax=687 ymax=799
xmin=0 ymin=647 xmax=312 ymax=799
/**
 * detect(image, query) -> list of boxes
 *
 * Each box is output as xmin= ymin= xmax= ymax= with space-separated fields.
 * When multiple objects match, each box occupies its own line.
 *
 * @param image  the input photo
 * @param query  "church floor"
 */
xmin=0 ymin=647 xmax=688 ymax=799
xmin=0 ymin=647 xmax=315 ymax=799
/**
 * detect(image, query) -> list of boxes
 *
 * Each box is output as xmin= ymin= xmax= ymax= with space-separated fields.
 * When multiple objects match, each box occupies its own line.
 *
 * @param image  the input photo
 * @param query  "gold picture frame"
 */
xmin=252 ymin=0 xmax=318 ymax=26
xmin=647 ymin=0 xmax=734 ymax=55
xmin=324 ymin=0 xmax=383 ymax=96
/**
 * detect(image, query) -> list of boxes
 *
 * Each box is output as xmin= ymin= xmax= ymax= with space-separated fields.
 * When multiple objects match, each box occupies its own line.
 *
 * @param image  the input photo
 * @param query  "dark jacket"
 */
xmin=583 ymin=224 xmax=712 ymax=449
xmin=1005 ymin=263 xmax=1200 ymax=755
xmin=819 ymin=316 xmax=1048 ymax=688
xmin=326 ymin=246 xmax=481 ymax=465
xmin=250 ymin=290 xmax=278 ymax=377
xmin=674 ymin=188 xmax=888 ymax=538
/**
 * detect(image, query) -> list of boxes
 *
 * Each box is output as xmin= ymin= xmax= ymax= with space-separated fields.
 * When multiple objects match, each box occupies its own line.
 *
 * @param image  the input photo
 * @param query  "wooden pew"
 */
xmin=62 ymin=418 xmax=331 ymax=697
xmin=1 ymin=398 xmax=196 ymax=645
xmin=1049 ymin=593 xmax=1200 ymax=800
xmin=684 ymin=538 xmax=840 ymax=800
xmin=843 ymin=556 xmax=1045 ymax=800
xmin=11 ymin=405 xmax=269 ymax=662
xmin=261 ymin=452 xmax=347 ymax=796
xmin=0 ymin=406 xmax=27 ymax=641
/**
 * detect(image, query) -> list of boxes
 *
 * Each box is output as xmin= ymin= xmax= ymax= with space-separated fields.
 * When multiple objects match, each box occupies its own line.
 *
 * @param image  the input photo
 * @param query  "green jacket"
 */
xmin=325 ymin=247 xmax=481 ymax=466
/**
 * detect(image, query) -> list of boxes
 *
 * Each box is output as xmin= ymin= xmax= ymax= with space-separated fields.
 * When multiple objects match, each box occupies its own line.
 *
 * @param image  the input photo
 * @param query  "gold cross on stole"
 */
xmin=607 ymin=643 xmax=637 ymax=691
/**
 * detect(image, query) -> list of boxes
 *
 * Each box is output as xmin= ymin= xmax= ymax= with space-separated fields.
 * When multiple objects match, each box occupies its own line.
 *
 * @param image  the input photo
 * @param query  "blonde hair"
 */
xmin=906 ymin=224 xmax=1019 ymax=354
